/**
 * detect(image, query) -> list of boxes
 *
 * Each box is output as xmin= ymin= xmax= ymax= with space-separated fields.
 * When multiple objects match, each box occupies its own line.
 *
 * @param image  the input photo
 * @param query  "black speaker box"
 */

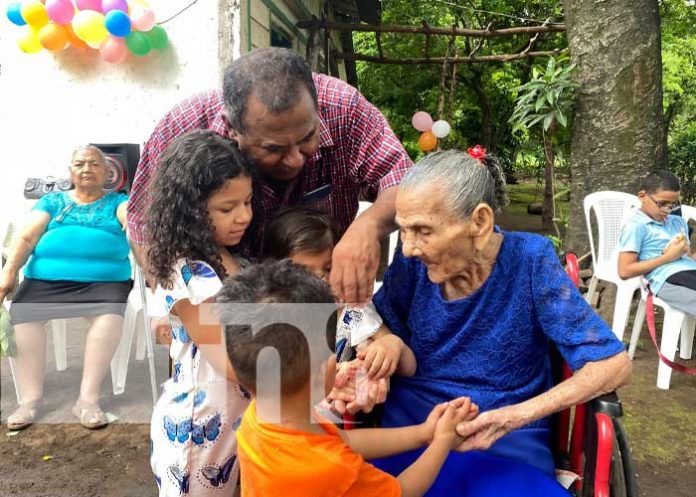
xmin=90 ymin=143 xmax=140 ymax=193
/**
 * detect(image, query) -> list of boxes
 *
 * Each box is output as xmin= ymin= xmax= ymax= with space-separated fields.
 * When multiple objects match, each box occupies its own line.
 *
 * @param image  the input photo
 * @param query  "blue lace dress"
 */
xmin=371 ymin=231 xmax=625 ymax=496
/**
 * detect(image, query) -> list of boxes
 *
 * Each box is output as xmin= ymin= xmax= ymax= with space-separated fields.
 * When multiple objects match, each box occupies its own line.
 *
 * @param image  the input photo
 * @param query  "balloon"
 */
xmin=431 ymin=120 xmax=451 ymax=139
xmin=101 ymin=0 xmax=128 ymax=13
xmin=72 ymin=10 xmax=108 ymax=43
xmin=104 ymin=10 xmax=131 ymax=36
xmin=130 ymin=7 xmax=155 ymax=31
xmin=75 ymin=0 xmax=102 ymax=11
xmin=146 ymin=25 xmax=167 ymax=50
xmin=65 ymin=24 xmax=88 ymax=49
xmin=18 ymin=27 xmax=42 ymax=53
xmin=418 ymin=131 xmax=438 ymax=152
xmin=38 ymin=22 xmax=69 ymax=51
xmin=46 ymin=0 xmax=74 ymax=24
xmin=6 ymin=2 xmax=26 ymax=26
xmin=125 ymin=30 xmax=150 ymax=56
xmin=21 ymin=0 xmax=49 ymax=27
xmin=412 ymin=111 xmax=433 ymax=132
xmin=100 ymin=36 xmax=127 ymax=63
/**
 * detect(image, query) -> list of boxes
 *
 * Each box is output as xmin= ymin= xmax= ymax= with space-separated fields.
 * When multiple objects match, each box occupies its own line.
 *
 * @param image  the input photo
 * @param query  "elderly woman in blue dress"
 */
xmin=355 ymin=148 xmax=632 ymax=495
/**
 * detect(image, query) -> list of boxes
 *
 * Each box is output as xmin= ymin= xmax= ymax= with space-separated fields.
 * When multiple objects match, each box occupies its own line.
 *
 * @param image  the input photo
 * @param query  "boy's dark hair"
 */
xmin=146 ymin=130 xmax=254 ymax=288
xmin=218 ymin=260 xmax=337 ymax=395
xmin=639 ymin=170 xmax=681 ymax=194
xmin=264 ymin=207 xmax=340 ymax=259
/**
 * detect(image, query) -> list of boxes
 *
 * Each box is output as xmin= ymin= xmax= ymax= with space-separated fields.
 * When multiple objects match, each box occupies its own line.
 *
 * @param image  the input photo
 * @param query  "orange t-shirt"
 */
xmin=237 ymin=400 xmax=401 ymax=497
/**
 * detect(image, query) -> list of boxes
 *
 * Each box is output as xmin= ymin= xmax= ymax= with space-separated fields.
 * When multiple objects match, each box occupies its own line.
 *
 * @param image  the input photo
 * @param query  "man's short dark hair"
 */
xmin=217 ymin=260 xmax=336 ymax=395
xmin=222 ymin=48 xmax=318 ymax=133
xmin=639 ymin=170 xmax=681 ymax=194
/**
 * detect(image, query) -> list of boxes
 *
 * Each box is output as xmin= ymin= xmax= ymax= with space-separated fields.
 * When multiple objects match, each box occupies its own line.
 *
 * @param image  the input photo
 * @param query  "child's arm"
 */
xmin=357 ymin=325 xmax=417 ymax=379
xmin=342 ymin=397 xmax=476 ymax=459
xmin=618 ymin=235 xmax=689 ymax=279
xmin=172 ymin=298 xmax=238 ymax=381
xmin=397 ymin=404 xmax=465 ymax=497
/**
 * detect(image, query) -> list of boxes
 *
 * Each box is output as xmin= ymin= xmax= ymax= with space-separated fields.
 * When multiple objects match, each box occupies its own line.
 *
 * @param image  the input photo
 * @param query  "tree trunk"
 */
xmin=542 ymin=128 xmax=557 ymax=233
xmin=563 ymin=0 xmax=667 ymax=256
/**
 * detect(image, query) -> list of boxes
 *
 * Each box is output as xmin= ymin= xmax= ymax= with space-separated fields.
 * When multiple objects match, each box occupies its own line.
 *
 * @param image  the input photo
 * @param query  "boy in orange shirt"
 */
xmin=218 ymin=260 xmax=478 ymax=497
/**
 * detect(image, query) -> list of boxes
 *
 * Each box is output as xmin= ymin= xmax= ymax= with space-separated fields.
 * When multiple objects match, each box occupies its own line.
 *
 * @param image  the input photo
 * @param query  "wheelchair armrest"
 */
xmin=590 ymin=392 xmax=623 ymax=418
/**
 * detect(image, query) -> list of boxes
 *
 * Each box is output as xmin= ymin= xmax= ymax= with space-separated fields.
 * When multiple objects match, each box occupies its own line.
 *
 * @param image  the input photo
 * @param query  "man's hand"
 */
xmin=357 ymin=334 xmax=404 ymax=379
xmin=329 ymin=218 xmax=381 ymax=305
xmin=454 ymin=405 xmax=524 ymax=452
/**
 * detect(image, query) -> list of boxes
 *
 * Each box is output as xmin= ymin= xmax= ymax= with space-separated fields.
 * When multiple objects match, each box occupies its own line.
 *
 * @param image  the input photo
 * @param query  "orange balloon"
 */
xmin=65 ymin=25 xmax=88 ymax=50
xmin=418 ymin=131 xmax=438 ymax=152
xmin=39 ymin=23 xmax=69 ymax=51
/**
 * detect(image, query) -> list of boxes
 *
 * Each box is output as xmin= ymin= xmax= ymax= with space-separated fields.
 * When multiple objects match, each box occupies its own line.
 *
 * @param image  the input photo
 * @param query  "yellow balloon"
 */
xmin=18 ymin=27 xmax=43 ymax=54
xmin=21 ymin=0 xmax=49 ymax=28
xmin=72 ymin=10 xmax=108 ymax=44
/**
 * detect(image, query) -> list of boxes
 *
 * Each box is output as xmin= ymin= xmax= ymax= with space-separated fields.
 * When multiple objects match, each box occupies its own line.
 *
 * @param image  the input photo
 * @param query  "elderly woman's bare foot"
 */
xmin=72 ymin=399 xmax=108 ymax=430
xmin=7 ymin=399 xmax=43 ymax=430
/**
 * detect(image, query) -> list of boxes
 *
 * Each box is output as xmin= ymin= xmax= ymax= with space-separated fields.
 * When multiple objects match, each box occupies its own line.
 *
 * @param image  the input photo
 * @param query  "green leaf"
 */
xmin=535 ymin=93 xmax=547 ymax=112
xmin=543 ymin=113 xmax=555 ymax=131
xmin=546 ymin=91 xmax=555 ymax=106
xmin=556 ymin=109 xmax=568 ymax=127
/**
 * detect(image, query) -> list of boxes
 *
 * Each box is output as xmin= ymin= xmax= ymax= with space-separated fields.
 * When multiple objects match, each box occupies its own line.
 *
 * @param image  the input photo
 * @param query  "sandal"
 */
xmin=72 ymin=399 xmax=108 ymax=430
xmin=7 ymin=399 xmax=43 ymax=431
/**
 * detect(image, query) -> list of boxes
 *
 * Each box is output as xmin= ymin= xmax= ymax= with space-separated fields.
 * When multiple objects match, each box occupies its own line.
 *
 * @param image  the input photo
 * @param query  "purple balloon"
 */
xmin=75 ymin=0 xmax=102 ymax=11
xmin=101 ymin=0 xmax=128 ymax=13
xmin=46 ymin=0 xmax=75 ymax=25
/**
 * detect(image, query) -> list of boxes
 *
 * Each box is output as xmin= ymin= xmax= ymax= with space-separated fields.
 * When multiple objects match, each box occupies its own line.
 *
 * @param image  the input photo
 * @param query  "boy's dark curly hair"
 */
xmin=146 ymin=130 xmax=254 ymax=288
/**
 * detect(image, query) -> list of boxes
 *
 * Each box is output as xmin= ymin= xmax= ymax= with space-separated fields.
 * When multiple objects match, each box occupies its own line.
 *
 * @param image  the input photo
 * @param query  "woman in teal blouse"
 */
xmin=0 ymin=145 xmax=130 ymax=430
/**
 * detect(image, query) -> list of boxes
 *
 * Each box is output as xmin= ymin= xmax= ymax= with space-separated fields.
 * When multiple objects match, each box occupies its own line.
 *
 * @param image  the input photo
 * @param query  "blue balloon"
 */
xmin=6 ymin=2 xmax=26 ymax=26
xmin=105 ymin=10 xmax=131 ymax=37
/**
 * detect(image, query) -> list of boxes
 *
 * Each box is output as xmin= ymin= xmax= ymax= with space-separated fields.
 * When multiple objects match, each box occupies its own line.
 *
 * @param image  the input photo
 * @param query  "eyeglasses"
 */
xmin=647 ymin=194 xmax=681 ymax=212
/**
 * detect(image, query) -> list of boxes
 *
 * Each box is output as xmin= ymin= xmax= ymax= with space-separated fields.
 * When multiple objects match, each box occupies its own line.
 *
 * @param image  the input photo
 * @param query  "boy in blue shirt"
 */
xmin=617 ymin=170 xmax=696 ymax=316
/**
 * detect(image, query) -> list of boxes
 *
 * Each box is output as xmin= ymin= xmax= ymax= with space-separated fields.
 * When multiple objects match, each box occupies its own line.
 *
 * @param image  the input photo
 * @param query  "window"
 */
xmin=271 ymin=24 xmax=293 ymax=49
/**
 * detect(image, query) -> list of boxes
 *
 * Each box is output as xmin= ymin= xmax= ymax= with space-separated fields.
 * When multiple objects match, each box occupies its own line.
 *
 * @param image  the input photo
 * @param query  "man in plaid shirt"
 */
xmin=128 ymin=48 xmax=412 ymax=304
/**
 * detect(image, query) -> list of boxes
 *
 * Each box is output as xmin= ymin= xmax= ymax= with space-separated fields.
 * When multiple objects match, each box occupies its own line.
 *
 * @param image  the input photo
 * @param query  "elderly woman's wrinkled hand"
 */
xmin=327 ymin=359 xmax=389 ymax=415
xmin=453 ymin=405 xmax=523 ymax=452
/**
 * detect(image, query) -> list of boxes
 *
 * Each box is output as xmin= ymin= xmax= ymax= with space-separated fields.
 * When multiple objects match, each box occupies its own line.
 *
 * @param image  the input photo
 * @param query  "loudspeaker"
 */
xmin=90 ymin=143 xmax=140 ymax=193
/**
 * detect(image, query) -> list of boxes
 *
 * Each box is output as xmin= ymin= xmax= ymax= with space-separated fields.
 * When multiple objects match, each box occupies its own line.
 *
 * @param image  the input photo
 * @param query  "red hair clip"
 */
xmin=467 ymin=145 xmax=486 ymax=160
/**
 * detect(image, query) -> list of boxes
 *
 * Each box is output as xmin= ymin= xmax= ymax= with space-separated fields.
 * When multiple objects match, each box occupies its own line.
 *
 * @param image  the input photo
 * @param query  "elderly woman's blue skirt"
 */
xmin=371 ymin=384 xmax=570 ymax=497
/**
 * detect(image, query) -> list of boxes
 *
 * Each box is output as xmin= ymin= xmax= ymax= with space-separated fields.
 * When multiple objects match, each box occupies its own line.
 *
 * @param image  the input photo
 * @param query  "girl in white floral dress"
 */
xmin=146 ymin=130 xmax=254 ymax=497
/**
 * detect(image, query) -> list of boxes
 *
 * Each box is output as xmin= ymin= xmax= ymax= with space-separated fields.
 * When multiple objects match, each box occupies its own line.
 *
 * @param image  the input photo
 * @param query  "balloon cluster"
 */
xmin=411 ymin=111 xmax=451 ymax=152
xmin=6 ymin=0 xmax=168 ymax=63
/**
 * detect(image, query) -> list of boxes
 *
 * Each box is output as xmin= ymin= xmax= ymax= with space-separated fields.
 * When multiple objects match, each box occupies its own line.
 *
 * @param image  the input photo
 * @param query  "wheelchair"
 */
xmin=554 ymin=252 xmax=638 ymax=497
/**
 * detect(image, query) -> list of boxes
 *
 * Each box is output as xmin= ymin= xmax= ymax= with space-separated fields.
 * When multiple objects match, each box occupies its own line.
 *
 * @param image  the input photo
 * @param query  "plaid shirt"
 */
xmin=127 ymin=73 xmax=412 ymax=257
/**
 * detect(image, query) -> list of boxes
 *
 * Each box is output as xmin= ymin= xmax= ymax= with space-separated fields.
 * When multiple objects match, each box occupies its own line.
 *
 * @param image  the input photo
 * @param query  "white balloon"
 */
xmin=431 ymin=120 xmax=451 ymax=138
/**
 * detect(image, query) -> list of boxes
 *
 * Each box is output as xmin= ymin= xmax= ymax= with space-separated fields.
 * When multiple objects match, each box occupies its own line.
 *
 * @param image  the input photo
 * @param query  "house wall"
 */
xmin=0 ymin=0 xmax=233 ymax=218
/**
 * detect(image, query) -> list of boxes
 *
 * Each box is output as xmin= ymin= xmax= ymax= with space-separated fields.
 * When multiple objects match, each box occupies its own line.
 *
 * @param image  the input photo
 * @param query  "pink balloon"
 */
xmin=46 ymin=0 xmax=75 ymax=24
xmin=101 ymin=0 xmax=128 ymax=13
xmin=100 ymin=36 xmax=127 ymax=63
xmin=131 ymin=7 xmax=155 ymax=31
xmin=76 ymin=0 xmax=102 ymax=11
xmin=412 ymin=111 xmax=433 ymax=132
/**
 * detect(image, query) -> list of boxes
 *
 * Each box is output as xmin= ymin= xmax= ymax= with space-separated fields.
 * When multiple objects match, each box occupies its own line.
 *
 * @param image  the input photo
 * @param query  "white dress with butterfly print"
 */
xmin=150 ymin=259 xmax=250 ymax=497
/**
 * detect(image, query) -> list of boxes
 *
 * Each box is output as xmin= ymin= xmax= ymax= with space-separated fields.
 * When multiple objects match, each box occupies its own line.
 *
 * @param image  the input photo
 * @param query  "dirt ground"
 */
xmin=0 ymin=188 xmax=694 ymax=497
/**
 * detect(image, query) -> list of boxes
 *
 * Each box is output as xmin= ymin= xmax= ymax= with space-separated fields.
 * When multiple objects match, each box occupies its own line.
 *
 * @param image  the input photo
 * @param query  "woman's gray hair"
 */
xmin=70 ymin=145 xmax=107 ymax=165
xmin=400 ymin=149 xmax=509 ymax=218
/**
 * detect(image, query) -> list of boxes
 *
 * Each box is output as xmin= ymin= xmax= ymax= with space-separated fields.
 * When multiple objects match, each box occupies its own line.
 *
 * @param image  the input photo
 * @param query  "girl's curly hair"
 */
xmin=146 ymin=130 xmax=254 ymax=288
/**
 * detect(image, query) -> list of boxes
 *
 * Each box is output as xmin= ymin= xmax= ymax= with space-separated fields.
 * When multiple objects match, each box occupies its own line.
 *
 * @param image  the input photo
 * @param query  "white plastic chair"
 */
xmin=108 ymin=264 xmax=159 ymax=405
xmin=627 ymin=204 xmax=696 ymax=389
xmin=583 ymin=191 xmax=642 ymax=340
